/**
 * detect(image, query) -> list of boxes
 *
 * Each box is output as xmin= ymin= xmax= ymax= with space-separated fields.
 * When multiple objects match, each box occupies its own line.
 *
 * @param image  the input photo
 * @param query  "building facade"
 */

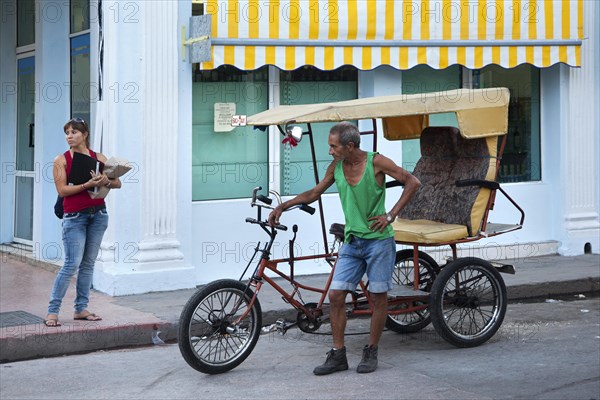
xmin=1 ymin=0 xmax=598 ymax=295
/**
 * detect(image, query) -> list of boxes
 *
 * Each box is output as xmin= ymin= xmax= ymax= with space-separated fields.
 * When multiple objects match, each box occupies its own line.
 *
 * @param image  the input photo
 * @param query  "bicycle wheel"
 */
xmin=178 ymin=279 xmax=262 ymax=374
xmin=429 ymin=257 xmax=507 ymax=348
xmin=386 ymin=250 xmax=438 ymax=333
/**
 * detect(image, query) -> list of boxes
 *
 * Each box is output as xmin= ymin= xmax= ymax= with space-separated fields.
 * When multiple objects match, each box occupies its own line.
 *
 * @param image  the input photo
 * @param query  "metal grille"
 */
xmin=0 ymin=311 xmax=45 ymax=328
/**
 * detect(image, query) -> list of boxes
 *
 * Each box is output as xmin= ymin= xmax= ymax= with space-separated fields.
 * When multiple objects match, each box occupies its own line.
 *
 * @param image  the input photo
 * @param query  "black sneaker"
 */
xmin=356 ymin=345 xmax=378 ymax=373
xmin=313 ymin=347 xmax=349 ymax=375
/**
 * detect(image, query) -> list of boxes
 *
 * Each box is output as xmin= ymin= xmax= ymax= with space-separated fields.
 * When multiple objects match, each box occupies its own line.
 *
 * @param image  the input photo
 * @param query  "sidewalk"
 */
xmin=1 ymin=251 xmax=598 ymax=363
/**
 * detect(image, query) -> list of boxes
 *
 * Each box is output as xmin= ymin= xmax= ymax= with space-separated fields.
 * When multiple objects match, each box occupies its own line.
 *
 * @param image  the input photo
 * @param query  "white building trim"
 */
xmin=558 ymin=0 xmax=600 ymax=255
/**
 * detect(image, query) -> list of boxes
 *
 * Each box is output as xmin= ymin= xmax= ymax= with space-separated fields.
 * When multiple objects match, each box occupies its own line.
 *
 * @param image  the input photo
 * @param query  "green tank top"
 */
xmin=334 ymin=152 xmax=394 ymax=242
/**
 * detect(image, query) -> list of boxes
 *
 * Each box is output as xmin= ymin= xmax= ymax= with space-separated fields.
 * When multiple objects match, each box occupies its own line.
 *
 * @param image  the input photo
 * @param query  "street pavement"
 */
xmin=0 ymin=251 xmax=599 ymax=363
xmin=1 ymin=299 xmax=599 ymax=399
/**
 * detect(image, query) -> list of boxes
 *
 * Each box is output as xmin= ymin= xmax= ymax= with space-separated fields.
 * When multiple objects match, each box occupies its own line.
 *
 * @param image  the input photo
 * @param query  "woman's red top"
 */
xmin=62 ymin=150 xmax=106 ymax=213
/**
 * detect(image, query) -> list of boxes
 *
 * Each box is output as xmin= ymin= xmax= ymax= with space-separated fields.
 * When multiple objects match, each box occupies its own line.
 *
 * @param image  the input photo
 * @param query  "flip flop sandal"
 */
xmin=74 ymin=312 xmax=102 ymax=321
xmin=44 ymin=316 xmax=61 ymax=327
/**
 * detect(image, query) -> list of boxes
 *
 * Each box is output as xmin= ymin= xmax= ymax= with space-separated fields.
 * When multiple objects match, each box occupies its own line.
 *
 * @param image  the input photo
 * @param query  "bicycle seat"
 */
xmin=329 ymin=223 xmax=345 ymax=242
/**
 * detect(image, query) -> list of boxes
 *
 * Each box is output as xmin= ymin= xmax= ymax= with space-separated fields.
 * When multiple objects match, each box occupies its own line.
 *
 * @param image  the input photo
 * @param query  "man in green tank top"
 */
xmin=269 ymin=122 xmax=420 ymax=375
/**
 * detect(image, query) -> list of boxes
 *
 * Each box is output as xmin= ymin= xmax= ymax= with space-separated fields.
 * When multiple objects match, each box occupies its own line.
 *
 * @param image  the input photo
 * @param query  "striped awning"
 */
xmin=199 ymin=0 xmax=583 ymax=71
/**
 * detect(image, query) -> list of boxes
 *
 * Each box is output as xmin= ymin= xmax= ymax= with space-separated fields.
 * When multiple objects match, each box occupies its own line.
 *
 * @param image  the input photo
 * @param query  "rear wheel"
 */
xmin=429 ymin=258 xmax=507 ymax=347
xmin=178 ymin=279 xmax=262 ymax=374
xmin=386 ymin=250 xmax=438 ymax=333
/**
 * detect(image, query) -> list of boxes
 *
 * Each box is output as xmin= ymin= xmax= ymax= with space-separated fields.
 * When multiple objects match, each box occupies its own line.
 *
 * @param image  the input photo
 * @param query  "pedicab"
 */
xmin=179 ymin=87 xmax=525 ymax=374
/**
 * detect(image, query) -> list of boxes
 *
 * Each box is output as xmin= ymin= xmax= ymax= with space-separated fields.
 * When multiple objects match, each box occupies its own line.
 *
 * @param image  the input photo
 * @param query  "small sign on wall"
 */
xmin=214 ymin=103 xmax=236 ymax=132
xmin=231 ymin=115 xmax=247 ymax=126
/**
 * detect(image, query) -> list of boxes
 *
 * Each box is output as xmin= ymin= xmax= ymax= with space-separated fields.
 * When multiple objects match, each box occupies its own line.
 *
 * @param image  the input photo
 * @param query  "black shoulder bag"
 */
xmin=54 ymin=195 xmax=64 ymax=219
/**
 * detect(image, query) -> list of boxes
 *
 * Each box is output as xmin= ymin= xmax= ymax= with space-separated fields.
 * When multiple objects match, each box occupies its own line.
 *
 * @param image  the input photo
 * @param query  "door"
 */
xmin=14 ymin=55 xmax=35 ymax=243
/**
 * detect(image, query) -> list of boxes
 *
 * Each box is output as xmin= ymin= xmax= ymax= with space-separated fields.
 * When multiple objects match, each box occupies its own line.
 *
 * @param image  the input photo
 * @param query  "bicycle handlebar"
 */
xmin=245 ymin=217 xmax=288 ymax=231
xmin=251 ymin=187 xmax=314 ymax=215
xmin=256 ymin=194 xmax=272 ymax=205
xmin=298 ymin=204 xmax=315 ymax=215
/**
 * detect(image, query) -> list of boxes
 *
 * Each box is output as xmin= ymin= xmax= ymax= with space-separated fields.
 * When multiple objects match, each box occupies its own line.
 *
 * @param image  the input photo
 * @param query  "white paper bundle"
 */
xmin=103 ymin=157 xmax=132 ymax=179
xmin=88 ymin=157 xmax=132 ymax=199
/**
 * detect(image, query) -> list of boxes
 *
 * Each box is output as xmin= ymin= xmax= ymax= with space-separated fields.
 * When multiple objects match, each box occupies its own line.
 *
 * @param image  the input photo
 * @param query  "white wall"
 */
xmin=192 ymin=195 xmax=345 ymax=284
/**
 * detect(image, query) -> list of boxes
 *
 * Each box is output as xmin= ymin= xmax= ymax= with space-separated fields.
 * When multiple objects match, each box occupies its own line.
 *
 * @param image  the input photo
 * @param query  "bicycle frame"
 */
xmin=250 ymin=256 xmax=430 ymax=318
xmin=233 ymin=213 xmax=429 ymax=328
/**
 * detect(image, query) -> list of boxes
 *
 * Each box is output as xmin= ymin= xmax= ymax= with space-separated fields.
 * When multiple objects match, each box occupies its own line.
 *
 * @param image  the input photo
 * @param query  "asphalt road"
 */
xmin=2 ymin=299 xmax=599 ymax=400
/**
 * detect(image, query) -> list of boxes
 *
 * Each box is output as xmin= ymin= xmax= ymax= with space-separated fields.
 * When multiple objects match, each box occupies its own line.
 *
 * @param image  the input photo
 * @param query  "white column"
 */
xmin=139 ymin=0 xmax=182 ymax=259
xmin=93 ymin=0 xmax=194 ymax=295
xmin=559 ymin=1 xmax=600 ymax=255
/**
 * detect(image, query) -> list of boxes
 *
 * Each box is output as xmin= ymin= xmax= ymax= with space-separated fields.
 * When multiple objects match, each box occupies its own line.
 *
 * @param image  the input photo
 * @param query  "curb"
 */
xmin=0 ymin=322 xmax=173 ymax=363
xmin=2 ymin=276 xmax=598 ymax=363
xmin=506 ymin=277 xmax=600 ymax=302
xmin=1 ymin=249 xmax=62 ymax=275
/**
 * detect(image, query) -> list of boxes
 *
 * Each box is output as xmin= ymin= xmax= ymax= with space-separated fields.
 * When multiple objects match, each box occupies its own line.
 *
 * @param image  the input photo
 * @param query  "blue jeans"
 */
xmin=48 ymin=209 xmax=108 ymax=315
xmin=331 ymin=236 xmax=396 ymax=293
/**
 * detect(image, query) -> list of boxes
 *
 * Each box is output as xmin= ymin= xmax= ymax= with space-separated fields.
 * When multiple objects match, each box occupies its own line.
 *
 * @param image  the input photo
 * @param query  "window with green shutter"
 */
xmin=192 ymin=66 xmax=269 ymax=201
xmin=475 ymin=65 xmax=541 ymax=183
xmin=401 ymin=65 xmax=462 ymax=172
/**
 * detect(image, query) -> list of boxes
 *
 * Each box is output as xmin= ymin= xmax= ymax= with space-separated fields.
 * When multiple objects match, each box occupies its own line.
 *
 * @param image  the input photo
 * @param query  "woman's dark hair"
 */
xmin=64 ymin=118 xmax=90 ymax=148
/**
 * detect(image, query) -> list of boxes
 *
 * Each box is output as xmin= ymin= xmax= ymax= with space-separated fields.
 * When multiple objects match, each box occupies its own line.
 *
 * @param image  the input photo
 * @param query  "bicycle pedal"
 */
xmin=261 ymin=324 xmax=277 ymax=334
xmin=275 ymin=319 xmax=297 ymax=335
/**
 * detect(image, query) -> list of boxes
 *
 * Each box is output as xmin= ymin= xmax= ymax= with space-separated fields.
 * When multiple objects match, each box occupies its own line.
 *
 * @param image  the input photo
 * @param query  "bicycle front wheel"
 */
xmin=178 ymin=279 xmax=262 ymax=374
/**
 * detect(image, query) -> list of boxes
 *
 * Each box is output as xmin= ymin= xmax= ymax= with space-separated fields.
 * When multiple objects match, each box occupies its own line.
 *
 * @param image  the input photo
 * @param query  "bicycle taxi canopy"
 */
xmin=247 ymin=87 xmax=510 ymax=139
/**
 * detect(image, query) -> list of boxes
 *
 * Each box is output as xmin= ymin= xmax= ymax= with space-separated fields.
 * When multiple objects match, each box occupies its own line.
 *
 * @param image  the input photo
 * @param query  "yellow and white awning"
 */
xmin=200 ymin=0 xmax=583 ymax=71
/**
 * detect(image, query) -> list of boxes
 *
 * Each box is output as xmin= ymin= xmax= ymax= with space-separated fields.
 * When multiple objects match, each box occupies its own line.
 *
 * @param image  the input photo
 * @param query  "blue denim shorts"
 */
xmin=331 ymin=236 xmax=396 ymax=293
